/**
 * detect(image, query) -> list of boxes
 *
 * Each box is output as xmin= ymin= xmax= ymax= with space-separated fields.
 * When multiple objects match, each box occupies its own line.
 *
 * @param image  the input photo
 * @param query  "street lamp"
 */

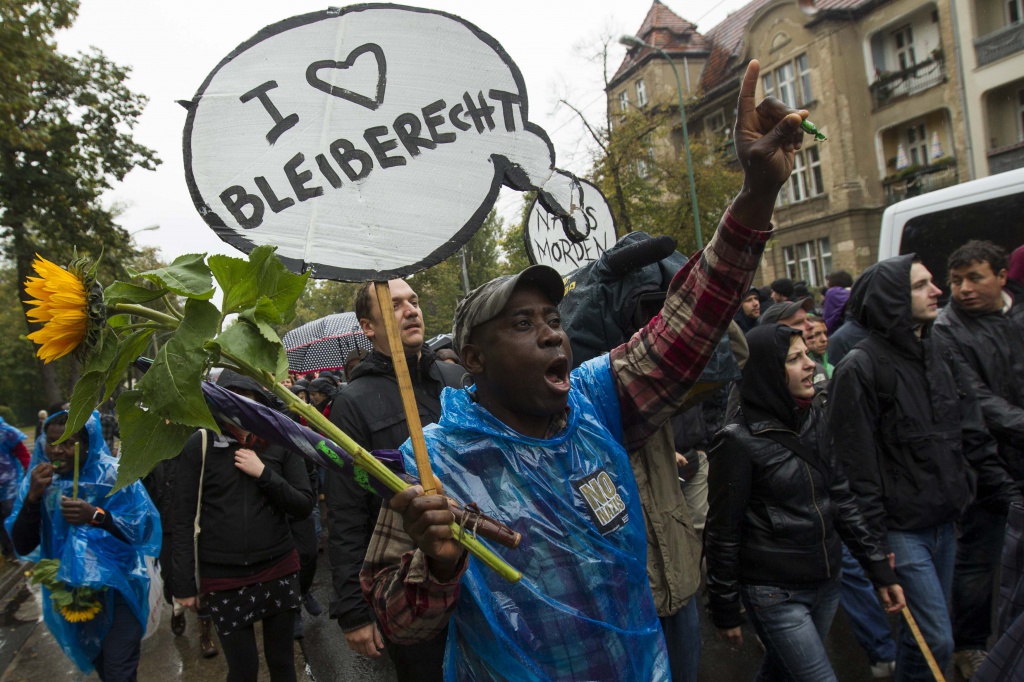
xmin=619 ymin=34 xmax=703 ymax=250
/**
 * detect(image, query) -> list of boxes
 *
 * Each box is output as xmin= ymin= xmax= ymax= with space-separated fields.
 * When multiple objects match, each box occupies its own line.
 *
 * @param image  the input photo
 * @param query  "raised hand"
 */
xmin=730 ymin=60 xmax=808 ymax=229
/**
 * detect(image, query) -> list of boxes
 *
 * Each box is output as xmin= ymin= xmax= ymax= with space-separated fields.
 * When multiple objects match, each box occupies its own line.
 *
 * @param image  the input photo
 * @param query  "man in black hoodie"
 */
xmin=830 ymin=255 xmax=1022 ymax=682
xmin=324 ymin=279 xmax=463 ymax=681
xmin=932 ymin=240 xmax=1024 ymax=678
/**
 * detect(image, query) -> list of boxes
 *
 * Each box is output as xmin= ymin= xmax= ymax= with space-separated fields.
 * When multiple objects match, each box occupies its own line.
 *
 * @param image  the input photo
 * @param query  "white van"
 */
xmin=877 ymin=167 xmax=1024 ymax=293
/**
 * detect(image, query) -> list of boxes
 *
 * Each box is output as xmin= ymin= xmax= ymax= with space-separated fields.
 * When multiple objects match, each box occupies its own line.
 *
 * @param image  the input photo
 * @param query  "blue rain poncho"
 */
xmin=402 ymin=355 xmax=669 ymax=681
xmin=4 ymin=411 xmax=161 ymax=673
xmin=0 ymin=417 xmax=27 ymax=502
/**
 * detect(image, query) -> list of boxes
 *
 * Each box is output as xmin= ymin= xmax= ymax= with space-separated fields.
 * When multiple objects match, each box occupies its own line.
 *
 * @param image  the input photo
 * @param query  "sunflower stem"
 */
xmin=161 ymin=295 xmax=184 ymax=321
xmin=108 ymin=303 xmax=179 ymax=327
xmin=217 ymin=353 xmax=522 ymax=584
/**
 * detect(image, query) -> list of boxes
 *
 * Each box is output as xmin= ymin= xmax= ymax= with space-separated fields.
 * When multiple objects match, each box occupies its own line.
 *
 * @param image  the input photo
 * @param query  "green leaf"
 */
xmin=208 ymin=246 xmax=309 ymax=322
xmin=102 ymin=329 xmax=154 ymax=401
xmin=112 ymin=390 xmax=197 ymax=493
xmin=214 ymin=318 xmax=289 ymax=380
xmin=240 ymin=301 xmax=283 ymax=345
xmin=140 ymin=253 xmax=214 ymax=300
xmin=62 ymin=331 xmax=119 ymax=441
xmin=135 ymin=299 xmax=220 ymax=431
xmin=103 ymin=281 xmax=167 ymax=306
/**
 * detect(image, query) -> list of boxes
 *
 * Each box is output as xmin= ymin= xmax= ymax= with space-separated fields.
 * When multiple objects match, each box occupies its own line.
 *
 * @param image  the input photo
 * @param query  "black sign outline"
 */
xmin=183 ymin=3 xmax=580 ymax=282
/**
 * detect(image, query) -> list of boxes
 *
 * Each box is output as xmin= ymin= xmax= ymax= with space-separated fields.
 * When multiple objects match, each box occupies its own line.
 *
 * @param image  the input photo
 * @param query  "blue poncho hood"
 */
xmin=5 ymin=410 xmax=161 ymax=673
xmin=0 ymin=417 xmax=27 ymax=501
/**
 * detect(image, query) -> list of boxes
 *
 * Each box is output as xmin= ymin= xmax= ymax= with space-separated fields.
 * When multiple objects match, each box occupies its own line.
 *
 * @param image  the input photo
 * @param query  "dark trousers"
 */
xmin=93 ymin=592 xmax=143 ymax=682
xmin=953 ymin=502 xmax=1006 ymax=651
xmin=388 ymin=625 xmax=448 ymax=682
xmin=217 ymin=609 xmax=296 ymax=682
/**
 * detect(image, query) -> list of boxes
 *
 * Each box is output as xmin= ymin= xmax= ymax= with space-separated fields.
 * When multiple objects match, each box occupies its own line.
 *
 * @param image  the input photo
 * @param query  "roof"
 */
xmin=609 ymin=1 xmax=711 ymax=88
xmin=609 ymin=0 xmax=882 ymax=96
xmin=697 ymin=0 xmax=880 ymax=93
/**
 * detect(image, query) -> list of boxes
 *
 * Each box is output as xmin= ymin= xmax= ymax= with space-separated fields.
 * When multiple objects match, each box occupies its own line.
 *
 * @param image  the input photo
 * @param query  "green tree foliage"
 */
xmin=589 ymin=105 xmax=743 ymax=256
xmin=1 ymin=0 xmax=160 ymax=404
xmin=410 ymin=209 xmax=512 ymax=337
xmin=277 ymin=279 xmax=362 ymax=336
xmin=0 ymin=265 xmax=43 ymax=425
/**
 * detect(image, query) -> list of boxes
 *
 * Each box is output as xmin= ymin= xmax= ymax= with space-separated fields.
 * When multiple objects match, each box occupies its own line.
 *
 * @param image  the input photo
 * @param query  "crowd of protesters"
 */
xmin=2 ymin=62 xmax=1023 ymax=682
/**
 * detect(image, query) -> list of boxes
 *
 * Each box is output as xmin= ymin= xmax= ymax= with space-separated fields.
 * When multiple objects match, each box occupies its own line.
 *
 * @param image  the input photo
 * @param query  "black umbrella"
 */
xmin=282 ymin=312 xmax=372 ymax=373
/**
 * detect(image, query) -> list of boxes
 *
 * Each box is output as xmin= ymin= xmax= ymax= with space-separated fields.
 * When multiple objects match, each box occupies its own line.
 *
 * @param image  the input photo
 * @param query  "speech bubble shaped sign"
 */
xmin=184 ymin=5 xmax=586 ymax=281
xmin=525 ymin=178 xmax=617 ymax=277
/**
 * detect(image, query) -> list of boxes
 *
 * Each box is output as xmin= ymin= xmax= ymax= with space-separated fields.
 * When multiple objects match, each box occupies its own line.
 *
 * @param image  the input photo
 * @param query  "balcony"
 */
xmin=869 ymin=56 xmax=947 ymax=111
xmin=988 ymin=142 xmax=1024 ymax=174
xmin=975 ymin=22 xmax=1024 ymax=67
xmin=882 ymin=159 xmax=958 ymax=204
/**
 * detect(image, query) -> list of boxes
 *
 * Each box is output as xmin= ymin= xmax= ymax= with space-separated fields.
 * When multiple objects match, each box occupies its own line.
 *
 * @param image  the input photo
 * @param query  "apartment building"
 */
xmin=955 ymin=0 xmax=1024 ymax=176
xmin=608 ymin=0 xmax=970 ymax=284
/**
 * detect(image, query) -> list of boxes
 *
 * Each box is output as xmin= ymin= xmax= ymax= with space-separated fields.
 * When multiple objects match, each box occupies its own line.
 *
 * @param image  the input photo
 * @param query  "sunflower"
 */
xmin=60 ymin=600 xmax=105 ymax=623
xmin=23 ymin=253 xmax=105 ymax=363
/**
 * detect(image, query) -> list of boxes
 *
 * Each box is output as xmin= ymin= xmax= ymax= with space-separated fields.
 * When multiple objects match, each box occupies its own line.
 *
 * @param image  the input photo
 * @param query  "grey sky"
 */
xmin=57 ymin=1 xmax=748 ymax=268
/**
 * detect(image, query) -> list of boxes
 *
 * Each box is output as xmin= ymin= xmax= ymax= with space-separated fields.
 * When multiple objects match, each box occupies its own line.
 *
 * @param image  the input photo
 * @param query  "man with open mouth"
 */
xmin=360 ymin=60 xmax=806 ymax=681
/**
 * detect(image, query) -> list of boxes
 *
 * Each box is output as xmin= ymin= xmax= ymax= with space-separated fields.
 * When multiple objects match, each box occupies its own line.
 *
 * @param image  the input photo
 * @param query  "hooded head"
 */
xmin=216 ymin=369 xmax=272 ymax=406
xmin=740 ymin=324 xmax=810 ymax=430
xmin=853 ymin=254 xmax=941 ymax=354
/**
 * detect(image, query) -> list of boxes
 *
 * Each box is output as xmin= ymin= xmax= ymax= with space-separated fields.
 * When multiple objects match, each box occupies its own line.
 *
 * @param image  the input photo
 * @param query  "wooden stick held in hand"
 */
xmin=902 ymin=607 xmax=946 ymax=682
xmin=374 ymin=281 xmax=439 ymax=496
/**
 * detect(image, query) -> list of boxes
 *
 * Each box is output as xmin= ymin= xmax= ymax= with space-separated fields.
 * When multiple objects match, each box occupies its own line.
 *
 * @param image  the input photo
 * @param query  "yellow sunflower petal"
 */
xmin=23 ymin=254 xmax=91 ymax=364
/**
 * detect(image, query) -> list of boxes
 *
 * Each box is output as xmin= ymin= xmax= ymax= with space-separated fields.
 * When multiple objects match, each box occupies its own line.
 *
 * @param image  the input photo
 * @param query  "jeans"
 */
xmin=888 ymin=524 xmax=956 ymax=682
xmin=839 ymin=545 xmax=897 ymax=664
xmin=952 ymin=502 xmax=1006 ymax=650
xmin=741 ymin=579 xmax=841 ymax=682
xmin=660 ymin=597 xmax=700 ymax=682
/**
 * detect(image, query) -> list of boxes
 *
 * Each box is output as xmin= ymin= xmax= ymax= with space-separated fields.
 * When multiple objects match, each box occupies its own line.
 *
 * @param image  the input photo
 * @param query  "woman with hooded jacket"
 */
xmin=172 ymin=371 xmax=314 ymax=682
xmin=705 ymin=324 xmax=905 ymax=681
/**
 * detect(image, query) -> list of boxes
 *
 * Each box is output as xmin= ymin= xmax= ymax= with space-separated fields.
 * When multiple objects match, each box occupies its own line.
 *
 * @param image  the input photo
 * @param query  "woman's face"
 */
xmin=281 ymin=377 xmax=293 ymax=388
xmin=784 ymin=336 xmax=817 ymax=400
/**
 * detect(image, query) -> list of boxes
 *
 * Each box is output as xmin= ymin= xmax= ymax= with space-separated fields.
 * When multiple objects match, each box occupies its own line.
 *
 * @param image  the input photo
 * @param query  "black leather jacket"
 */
xmin=705 ymin=405 xmax=895 ymax=629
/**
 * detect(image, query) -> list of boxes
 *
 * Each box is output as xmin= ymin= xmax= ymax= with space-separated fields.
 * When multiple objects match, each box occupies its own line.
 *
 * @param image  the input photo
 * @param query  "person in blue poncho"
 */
xmin=6 ymin=410 xmax=161 ymax=680
xmin=0 ymin=416 xmax=31 ymax=558
xmin=360 ymin=61 xmax=810 ymax=681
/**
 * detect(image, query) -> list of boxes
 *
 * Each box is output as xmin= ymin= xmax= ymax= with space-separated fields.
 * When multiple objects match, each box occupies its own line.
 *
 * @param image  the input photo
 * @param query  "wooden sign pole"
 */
xmin=373 ymin=281 xmax=439 ymax=495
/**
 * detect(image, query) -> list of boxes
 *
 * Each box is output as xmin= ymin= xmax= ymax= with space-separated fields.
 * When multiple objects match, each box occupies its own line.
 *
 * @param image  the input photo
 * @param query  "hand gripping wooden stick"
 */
xmin=374 ymin=281 xmax=439 ymax=495
xmin=902 ymin=607 xmax=946 ymax=682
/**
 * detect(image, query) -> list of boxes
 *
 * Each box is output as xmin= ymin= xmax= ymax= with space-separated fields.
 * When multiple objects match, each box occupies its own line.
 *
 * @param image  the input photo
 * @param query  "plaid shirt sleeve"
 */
xmin=359 ymin=506 xmax=469 ymax=644
xmin=610 ymin=211 xmax=771 ymax=451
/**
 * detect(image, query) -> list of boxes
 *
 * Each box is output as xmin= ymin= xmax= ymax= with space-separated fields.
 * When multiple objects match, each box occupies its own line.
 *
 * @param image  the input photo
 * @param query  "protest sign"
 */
xmin=184 ymin=4 xmax=586 ymax=281
xmin=524 ymin=178 xmax=617 ymax=277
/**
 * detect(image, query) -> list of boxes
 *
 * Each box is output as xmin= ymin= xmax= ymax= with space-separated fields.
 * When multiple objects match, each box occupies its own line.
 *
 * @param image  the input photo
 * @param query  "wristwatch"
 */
xmin=90 ymin=507 xmax=107 ymax=527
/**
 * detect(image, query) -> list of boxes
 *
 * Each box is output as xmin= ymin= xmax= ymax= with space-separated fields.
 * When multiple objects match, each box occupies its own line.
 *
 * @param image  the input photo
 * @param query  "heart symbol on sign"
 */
xmin=305 ymin=43 xmax=387 ymax=110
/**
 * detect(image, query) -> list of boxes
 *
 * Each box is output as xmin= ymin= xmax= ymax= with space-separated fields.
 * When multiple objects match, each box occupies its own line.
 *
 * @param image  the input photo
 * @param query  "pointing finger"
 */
xmin=737 ymin=60 xmax=761 ymax=119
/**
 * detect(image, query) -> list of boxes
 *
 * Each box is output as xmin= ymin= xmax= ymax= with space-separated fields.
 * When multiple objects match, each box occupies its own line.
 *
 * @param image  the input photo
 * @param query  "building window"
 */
xmin=807 ymin=146 xmax=824 ymax=195
xmin=636 ymin=79 xmax=648 ymax=107
xmin=705 ymin=109 xmax=726 ymax=138
xmin=894 ymin=25 xmax=916 ymax=70
xmin=762 ymin=55 xmax=812 ymax=108
xmin=783 ymin=238 xmax=831 ymax=287
xmin=619 ymin=90 xmax=629 ymax=113
xmin=818 ymin=237 xmax=832 ymax=277
xmin=797 ymin=55 xmax=812 ymax=104
xmin=635 ymin=135 xmax=654 ymax=178
xmin=1009 ymin=0 xmax=1022 ymax=25
xmin=907 ymin=123 xmax=928 ymax=166
xmin=777 ymin=146 xmax=825 ymax=206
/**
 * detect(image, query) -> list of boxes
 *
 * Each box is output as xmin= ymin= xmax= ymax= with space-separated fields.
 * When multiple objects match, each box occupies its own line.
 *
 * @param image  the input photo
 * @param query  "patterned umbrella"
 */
xmin=282 ymin=312 xmax=372 ymax=373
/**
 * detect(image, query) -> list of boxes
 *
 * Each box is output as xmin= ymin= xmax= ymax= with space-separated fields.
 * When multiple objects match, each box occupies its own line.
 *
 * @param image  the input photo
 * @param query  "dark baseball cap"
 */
xmin=759 ymin=297 xmax=814 ymax=326
xmin=452 ymin=265 xmax=565 ymax=352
